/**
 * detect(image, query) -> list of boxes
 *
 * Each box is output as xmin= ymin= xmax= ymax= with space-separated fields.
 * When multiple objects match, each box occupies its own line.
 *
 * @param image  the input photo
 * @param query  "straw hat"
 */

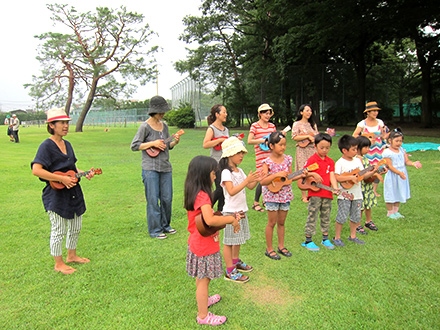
xmin=221 ymin=136 xmax=248 ymax=158
xmin=258 ymin=103 xmax=273 ymax=113
xmin=364 ymin=101 xmax=381 ymax=113
xmin=46 ymin=107 xmax=71 ymax=123
xmin=148 ymin=95 xmax=171 ymax=114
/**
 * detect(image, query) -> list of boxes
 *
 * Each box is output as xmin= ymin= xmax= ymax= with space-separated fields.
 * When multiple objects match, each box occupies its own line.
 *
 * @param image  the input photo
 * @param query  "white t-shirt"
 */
xmin=335 ymin=157 xmax=364 ymax=200
xmin=221 ymin=168 xmax=249 ymax=213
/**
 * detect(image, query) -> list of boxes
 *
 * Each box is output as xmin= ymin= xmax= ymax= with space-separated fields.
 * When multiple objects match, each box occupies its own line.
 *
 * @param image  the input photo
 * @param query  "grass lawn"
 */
xmin=0 ymin=125 xmax=439 ymax=329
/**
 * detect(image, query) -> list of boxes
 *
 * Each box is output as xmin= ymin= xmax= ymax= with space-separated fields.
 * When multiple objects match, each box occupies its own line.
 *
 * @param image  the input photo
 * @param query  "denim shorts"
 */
xmin=265 ymin=201 xmax=290 ymax=211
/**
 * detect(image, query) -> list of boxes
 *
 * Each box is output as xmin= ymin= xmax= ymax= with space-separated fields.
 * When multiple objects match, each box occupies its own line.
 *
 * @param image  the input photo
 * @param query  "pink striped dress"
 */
xmin=249 ymin=122 xmax=276 ymax=170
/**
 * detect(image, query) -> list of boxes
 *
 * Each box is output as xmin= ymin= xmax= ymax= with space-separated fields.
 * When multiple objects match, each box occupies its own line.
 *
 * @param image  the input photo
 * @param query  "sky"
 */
xmin=0 ymin=0 xmax=203 ymax=112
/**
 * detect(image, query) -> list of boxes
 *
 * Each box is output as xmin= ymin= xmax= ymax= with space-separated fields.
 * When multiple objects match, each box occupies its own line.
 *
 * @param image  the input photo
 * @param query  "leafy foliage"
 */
xmin=177 ymin=0 xmax=440 ymax=127
xmin=164 ymin=102 xmax=195 ymax=128
xmin=26 ymin=4 xmax=158 ymax=131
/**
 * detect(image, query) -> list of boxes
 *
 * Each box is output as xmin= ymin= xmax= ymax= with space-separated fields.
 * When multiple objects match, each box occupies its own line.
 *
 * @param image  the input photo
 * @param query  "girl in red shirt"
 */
xmin=184 ymin=155 xmax=240 ymax=326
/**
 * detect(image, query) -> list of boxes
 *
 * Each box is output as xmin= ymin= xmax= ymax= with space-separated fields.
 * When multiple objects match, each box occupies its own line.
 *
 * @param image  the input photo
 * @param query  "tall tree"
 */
xmin=28 ymin=4 xmax=158 ymax=132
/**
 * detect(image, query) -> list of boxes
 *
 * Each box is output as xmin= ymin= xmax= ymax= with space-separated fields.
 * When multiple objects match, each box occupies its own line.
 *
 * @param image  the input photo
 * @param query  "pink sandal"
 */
xmin=208 ymin=294 xmax=221 ymax=307
xmin=197 ymin=312 xmax=227 ymax=325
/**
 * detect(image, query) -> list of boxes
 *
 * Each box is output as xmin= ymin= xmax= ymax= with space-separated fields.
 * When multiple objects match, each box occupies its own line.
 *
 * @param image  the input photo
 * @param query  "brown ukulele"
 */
xmin=146 ymin=129 xmax=185 ymax=158
xmin=50 ymin=168 xmax=102 ymax=190
xmin=195 ymin=211 xmax=245 ymax=237
xmin=364 ymin=163 xmax=388 ymax=183
xmin=297 ymin=132 xmax=316 ymax=148
xmin=297 ymin=176 xmax=354 ymax=200
xmin=268 ymin=163 xmax=319 ymax=193
xmin=339 ymin=159 xmax=387 ymax=189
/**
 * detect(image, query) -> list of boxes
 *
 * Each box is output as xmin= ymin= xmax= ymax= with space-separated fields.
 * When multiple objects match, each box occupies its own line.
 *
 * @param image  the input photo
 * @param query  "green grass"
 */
xmin=1 ymin=125 xmax=439 ymax=329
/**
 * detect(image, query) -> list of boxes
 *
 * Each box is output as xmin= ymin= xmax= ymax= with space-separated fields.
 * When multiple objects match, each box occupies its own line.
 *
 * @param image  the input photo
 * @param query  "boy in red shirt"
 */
xmin=300 ymin=133 xmax=339 ymax=251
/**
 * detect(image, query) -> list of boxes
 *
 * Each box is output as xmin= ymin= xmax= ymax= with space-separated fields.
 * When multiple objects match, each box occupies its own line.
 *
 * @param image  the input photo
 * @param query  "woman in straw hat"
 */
xmin=31 ymin=107 xmax=95 ymax=274
xmin=352 ymin=102 xmax=389 ymax=188
xmin=131 ymin=95 xmax=181 ymax=239
xmin=247 ymin=103 xmax=276 ymax=212
xmin=352 ymin=101 xmax=389 ymax=232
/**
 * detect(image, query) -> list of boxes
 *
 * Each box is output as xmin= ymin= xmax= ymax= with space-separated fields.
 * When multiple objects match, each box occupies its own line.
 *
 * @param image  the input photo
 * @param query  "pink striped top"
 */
xmin=249 ymin=122 xmax=276 ymax=170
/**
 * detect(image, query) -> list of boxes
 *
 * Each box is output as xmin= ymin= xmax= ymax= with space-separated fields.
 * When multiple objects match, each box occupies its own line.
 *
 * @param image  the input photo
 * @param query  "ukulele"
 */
xmin=195 ymin=211 xmax=245 ymax=237
xmin=50 ymin=168 xmax=102 ymax=190
xmin=297 ymin=176 xmax=354 ymax=200
xmin=363 ymin=164 xmax=388 ymax=183
xmin=339 ymin=159 xmax=387 ymax=189
xmin=267 ymin=163 xmax=319 ymax=193
xmin=297 ymin=132 xmax=316 ymax=148
xmin=259 ymin=126 xmax=291 ymax=151
xmin=212 ymin=133 xmax=244 ymax=151
xmin=145 ymin=129 xmax=185 ymax=157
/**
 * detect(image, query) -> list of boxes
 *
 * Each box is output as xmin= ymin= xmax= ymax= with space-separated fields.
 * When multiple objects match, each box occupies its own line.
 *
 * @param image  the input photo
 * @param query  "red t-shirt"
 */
xmin=304 ymin=152 xmax=335 ymax=199
xmin=187 ymin=191 xmax=220 ymax=257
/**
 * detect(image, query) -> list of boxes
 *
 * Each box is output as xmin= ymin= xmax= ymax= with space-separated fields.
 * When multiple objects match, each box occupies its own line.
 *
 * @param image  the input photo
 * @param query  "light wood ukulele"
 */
xmin=195 ymin=211 xmax=245 ymax=237
xmin=267 ymin=163 xmax=319 ymax=193
xmin=297 ymin=176 xmax=354 ymax=200
xmin=297 ymin=132 xmax=316 ymax=148
xmin=146 ymin=129 xmax=185 ymax=158
xmin=339 ymin=159 xmax=387 ymax=189
xmin=50 ymin=168 xmax=102 ymax=190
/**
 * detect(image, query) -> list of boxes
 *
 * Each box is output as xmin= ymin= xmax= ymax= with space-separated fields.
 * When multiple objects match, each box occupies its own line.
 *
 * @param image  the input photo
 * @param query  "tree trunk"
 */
xmin=414 ymin=34 xmax=434 ymax=128
xmin=64 ymin=63 xmax=75 ymax=116
xmin=419 ymin=65 xmax=432 ymax=128
xmin=75 ymin=77 xmax=99 ymax=132
xmin=398 ymin=93 xmax=404 ymax=123
xmin=355 ymin=60 xmax=366 ymax=121
xmin=352 ymin=45 xmax=367 ymax=121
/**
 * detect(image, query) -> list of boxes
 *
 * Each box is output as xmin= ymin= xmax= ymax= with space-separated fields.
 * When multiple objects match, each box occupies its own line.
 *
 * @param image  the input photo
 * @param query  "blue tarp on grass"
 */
xmin=402 ymin=142 xmax=440 ymax=152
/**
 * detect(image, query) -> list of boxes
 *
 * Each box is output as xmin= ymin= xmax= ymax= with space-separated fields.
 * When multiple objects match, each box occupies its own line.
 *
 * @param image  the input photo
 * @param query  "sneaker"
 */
xmin=235 ymin=259 xmax=253 ymax=272
xmin=208 ymin=294 xmax=221 ymax=308
xmin=347 ymin=236 xmax=365 ymax=245
xmin=332 ymin=237 xmax=345 ymax=247
xmin=364 ymin=221 xmax=378 ymax=231
xmin=197 ymin=312 xmax=227 ymax=325
xmin=224 ymin=268 xmax=249 ymax=283
xmin=387 ymin=213 xmax=399 ymax=219
xmin=394 ymin=212 xmax=405 ymax=219
xmin=167 ymin=229 xmax=177 ymax=234
xmin=156 ymin=233 xmax=167 ymax=239
xmin=321 ymin=240 xmax=335 ymax=250
xmin=356 ymin=225 xmax=368 ymax=235
xmin=301 ymin=241 xmax=320 ymax=251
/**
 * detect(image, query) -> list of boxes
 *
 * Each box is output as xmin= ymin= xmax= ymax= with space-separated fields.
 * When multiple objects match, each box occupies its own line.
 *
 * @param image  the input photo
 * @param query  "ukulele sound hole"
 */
xmin=280 ymin=177 xmax=286 ymax=182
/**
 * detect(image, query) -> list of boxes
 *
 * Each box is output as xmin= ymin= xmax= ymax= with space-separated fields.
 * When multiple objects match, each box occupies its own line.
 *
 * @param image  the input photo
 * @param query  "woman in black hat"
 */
xmin=131 ymin=96 xmax=181 ymax=239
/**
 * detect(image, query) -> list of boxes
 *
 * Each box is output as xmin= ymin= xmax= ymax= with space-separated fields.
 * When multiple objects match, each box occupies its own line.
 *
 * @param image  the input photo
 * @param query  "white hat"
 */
xmin=221 ymin=137 xmax=247 ymax=158
xmin=46 ymin=107 xmax=71 ymax=123
xmin=258 ymin=103 xmax=273 ymax=113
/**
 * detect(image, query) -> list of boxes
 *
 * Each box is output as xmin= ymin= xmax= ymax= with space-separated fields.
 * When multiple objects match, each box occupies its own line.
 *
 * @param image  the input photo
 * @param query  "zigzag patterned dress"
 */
xmin=357 ymin=119 xmax=386 ymax=165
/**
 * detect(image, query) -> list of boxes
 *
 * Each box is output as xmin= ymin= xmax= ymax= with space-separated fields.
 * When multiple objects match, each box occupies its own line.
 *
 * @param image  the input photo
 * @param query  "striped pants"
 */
xmin=48 ymin=211 xmax=82 ymax=257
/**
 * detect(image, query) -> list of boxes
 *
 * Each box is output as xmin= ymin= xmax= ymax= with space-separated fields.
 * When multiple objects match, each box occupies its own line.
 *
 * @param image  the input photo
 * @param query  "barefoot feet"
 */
xmin=66 ymin=256 xmax=90 ymax=264
xmin=54 ymin=265 xmax=77 ymax=274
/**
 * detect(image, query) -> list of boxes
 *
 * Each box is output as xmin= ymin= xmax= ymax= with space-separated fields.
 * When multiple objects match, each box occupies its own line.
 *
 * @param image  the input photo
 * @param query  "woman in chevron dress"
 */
xmin=352 ymin=101 xmax=389 ymax=196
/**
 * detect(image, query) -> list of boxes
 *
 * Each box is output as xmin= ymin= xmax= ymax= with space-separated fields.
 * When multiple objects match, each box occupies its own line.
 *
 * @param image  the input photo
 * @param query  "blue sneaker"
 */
xmin=388 ymin=213 xmax=399 ymax=219
xmin=301 ymin=241 xmax=320 ymax=251
xmin=394 ymin=212 xmax=405 ymax=218
xmin=321 ymin=240 xmax=335 ymax=250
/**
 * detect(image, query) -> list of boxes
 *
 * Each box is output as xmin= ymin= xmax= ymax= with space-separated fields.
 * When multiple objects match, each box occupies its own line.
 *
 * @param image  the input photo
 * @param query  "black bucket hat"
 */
xmin=148 ymin=96 xmax=171 ymax=114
